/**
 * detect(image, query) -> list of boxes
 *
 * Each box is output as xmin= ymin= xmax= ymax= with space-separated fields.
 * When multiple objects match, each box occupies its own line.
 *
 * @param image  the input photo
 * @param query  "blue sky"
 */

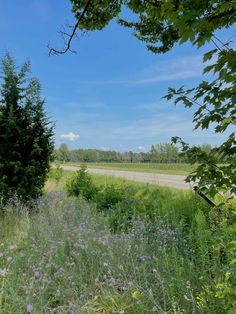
xmin=0 ymin=0 xmax=235 ymax=151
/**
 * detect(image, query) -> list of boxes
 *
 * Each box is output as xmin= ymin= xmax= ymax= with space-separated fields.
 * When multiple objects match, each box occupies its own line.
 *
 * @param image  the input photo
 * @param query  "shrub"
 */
xmin=49 ymin=165 xmax=64 ymax=183
xmin=66 ymin=165 xmax=98 ymax=200
xmin=94 ymin=184 xmax=127 ymax=212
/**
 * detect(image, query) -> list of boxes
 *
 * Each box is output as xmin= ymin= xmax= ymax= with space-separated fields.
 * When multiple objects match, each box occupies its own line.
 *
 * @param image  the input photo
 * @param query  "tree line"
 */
xmin=55 ymin=143 xmax=212 ymax=164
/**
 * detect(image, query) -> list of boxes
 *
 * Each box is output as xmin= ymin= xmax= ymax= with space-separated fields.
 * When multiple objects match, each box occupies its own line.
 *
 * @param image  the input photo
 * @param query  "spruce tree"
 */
xmin=0 ymin=53 xmax=54 ymax=201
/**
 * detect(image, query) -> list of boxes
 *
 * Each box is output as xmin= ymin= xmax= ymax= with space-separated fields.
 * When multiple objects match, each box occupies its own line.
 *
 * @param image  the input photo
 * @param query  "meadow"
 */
xmin=0 ymin=168 xmax=235 ymax=313
xmin=64 ymin=162 xmax=194 ymax=176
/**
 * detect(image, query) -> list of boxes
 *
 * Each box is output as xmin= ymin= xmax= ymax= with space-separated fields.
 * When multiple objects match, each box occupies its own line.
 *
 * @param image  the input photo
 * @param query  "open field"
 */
xmin=64 ymin=162 xmax=194 ymax=176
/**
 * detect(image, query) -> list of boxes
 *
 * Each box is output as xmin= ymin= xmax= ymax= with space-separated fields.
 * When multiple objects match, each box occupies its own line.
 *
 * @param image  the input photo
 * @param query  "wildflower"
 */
xmin=0 ymin=251 xmax=3 ymax=257
xmin=27 ymin=304 xmax=33 ymax=313
xmin=0 ymin=268 xmax=7 ymax=277
xmin=43 ymin=277 xmax=50 ymax=284
xmin=7 ymin=256 xmax=13 ymax=263
xmin=9 ymin=244 xmax=16 ymax=250
xmin=34 ymin=271 xmax=40 ymax=279
xmin=68 ymin=302 xmax=76 ymax=312
xmin=131 ymin=290 xmax=141 ymax=300
xmin=184 ymin=294 xmax=191 ymax=301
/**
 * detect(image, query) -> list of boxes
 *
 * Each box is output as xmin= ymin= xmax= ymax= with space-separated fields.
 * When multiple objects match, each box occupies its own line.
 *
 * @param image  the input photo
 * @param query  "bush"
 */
xmin=49 ymin=165 xmax=64 ymax=183
xmin=94 ymin=184 xmax=127 ymax=212
xmin=66 ymin=166 xmax=98 ymax=200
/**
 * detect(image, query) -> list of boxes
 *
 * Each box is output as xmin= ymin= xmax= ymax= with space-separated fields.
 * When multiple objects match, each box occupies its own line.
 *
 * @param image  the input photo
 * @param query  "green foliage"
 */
xmin=0 ymin=189 xmax=235 ymax=312
xmin=69 ymin=0 xmax=235 ymax=52
xmin=66 ymin=170 xmax=212 ymax=232
xmin=67 ymin=0 xmax=236 ymax=196
xmin=169 ymin=45 xmax=236 ymax=196
xmin=0 ymin=53 xmax=54 ymax=202
xmin=49 ymin=165 xmax=64 ymax=183
xmin=94 ymin=184 xmax=125 ymax=212
xmin=57 ymin=143 xmax=70 ymax=163
xmin=150 ymin=142 xmax=180 ymax=163
xmin=55 ymin=141 xmax=188 ymax=164
xmin=66 ymin=165 xmax=98 ymax=200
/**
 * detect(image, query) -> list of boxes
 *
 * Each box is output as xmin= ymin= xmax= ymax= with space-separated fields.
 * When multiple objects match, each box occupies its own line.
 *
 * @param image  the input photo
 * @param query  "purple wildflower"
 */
xmin=27 ymin=304 xmax=33 ymax=313
xmin=7 ymin=256 xmax=13 ymax=263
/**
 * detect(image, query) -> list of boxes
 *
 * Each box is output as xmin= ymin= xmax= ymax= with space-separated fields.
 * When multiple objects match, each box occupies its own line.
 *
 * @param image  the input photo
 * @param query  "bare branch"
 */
xmin=48 ymin=0 xmax=92 ymax=56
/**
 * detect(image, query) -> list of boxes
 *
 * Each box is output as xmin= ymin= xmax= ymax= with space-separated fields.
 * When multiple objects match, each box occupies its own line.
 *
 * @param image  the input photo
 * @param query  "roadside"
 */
xmin=59 ymin=164 xmax=191 ymax=190
xmin=64 ymin=162 xmax=192 ymax=176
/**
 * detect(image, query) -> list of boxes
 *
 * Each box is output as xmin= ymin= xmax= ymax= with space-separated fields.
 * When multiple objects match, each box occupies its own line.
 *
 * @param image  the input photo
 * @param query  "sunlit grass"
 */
xmin=0 ymin=169 xmax=235 ymax=313
xmin=1 ymin=191 xmax=233 ymax=313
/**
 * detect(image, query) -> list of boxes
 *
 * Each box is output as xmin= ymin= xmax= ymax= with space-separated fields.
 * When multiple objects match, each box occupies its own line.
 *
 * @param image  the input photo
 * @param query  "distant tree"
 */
xmin=0 ymin=53 xmax=54 ymax=201
xmin=150 ymin=143 xmax=180 ymax=163
xmin=58 ymin=143 xmax=70 ymax=163
xmin=200 ymin=144 xmax=212 ymax=154
xmin=50 ymin=0 xmax=235 ymax=196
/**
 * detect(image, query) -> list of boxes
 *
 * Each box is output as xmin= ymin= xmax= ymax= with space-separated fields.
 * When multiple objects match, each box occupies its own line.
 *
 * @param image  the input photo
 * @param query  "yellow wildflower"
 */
xmin=131 ymin=290 xmax=141 ymax=300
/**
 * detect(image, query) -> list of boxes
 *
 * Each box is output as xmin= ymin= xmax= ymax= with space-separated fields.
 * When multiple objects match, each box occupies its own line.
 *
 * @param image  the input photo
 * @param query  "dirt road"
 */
xmin=60 ymin=165 xmax=192 ymax=190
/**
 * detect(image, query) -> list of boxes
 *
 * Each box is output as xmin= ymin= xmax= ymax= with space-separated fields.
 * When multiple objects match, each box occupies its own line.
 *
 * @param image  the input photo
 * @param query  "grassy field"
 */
xmin=64 ymin=162 xmax=194 ymax=175
xmin=0 ymin=169 xmax=235 ymax=313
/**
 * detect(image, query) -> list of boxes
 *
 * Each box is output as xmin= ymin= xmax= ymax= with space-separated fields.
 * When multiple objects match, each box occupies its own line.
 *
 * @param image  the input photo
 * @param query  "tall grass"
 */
xmin=0 ymin=170 xmax=235 ymax=313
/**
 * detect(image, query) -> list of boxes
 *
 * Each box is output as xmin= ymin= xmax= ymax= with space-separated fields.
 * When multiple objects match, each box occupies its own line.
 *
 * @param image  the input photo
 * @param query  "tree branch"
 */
xmin=144 ymin=0 xmax=160 ymax=8
xmin=48 ymin=0 xmax=92 ymax=56
xmin=207 ymin=8 xmax=236 ymax=22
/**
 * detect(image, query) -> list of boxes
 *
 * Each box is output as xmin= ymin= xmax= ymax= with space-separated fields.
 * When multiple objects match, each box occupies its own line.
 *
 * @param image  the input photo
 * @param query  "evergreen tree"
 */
xmin=0 ymin=53 xmax=54 ymax=201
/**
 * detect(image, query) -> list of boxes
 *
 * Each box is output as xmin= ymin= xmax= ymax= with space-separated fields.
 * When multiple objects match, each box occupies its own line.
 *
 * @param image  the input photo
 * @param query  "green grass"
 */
xmin=1 ymin=192 xmax=235 ymax=313
xmin=64 ymin=162 xmax=194 ymax=175
xmin=0 ymin=169 xmax=235 ymax=313
xmin=47 ymin=168 xmax=185 ymax=198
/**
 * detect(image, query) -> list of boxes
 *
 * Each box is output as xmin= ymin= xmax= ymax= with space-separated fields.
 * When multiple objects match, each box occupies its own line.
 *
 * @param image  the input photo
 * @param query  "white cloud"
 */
xmin=60 ymin=132 xmax=80 ymax=142
xmin=137 ymin=146 xmax=146 ymax=151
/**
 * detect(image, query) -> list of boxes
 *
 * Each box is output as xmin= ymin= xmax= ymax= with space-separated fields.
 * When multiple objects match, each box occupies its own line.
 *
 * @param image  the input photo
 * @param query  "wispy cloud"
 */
xmin=60 ymin=132 xmax=80 ymax=142
xmin=136 ymin=100 xmax=174 ymax=111
xmin=76 ymin=55 xmax=204 ymax=87
xmin=131 ymin=55 xmax=203 ymax=85
xmin=84 ymin=102 xmax=106 ymax=109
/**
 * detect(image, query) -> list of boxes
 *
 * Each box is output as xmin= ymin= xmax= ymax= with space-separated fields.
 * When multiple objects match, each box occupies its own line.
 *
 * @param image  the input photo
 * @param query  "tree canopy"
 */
xmin=50 ymin=0 xmax=236 ymax=196
xmin=50 ymin=0 xmax=235 ymax=55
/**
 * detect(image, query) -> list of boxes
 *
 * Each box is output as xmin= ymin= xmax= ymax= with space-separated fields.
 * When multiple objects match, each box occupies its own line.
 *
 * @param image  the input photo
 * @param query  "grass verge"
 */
xmin=63 ymin=162 xmax=193 ymax=175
